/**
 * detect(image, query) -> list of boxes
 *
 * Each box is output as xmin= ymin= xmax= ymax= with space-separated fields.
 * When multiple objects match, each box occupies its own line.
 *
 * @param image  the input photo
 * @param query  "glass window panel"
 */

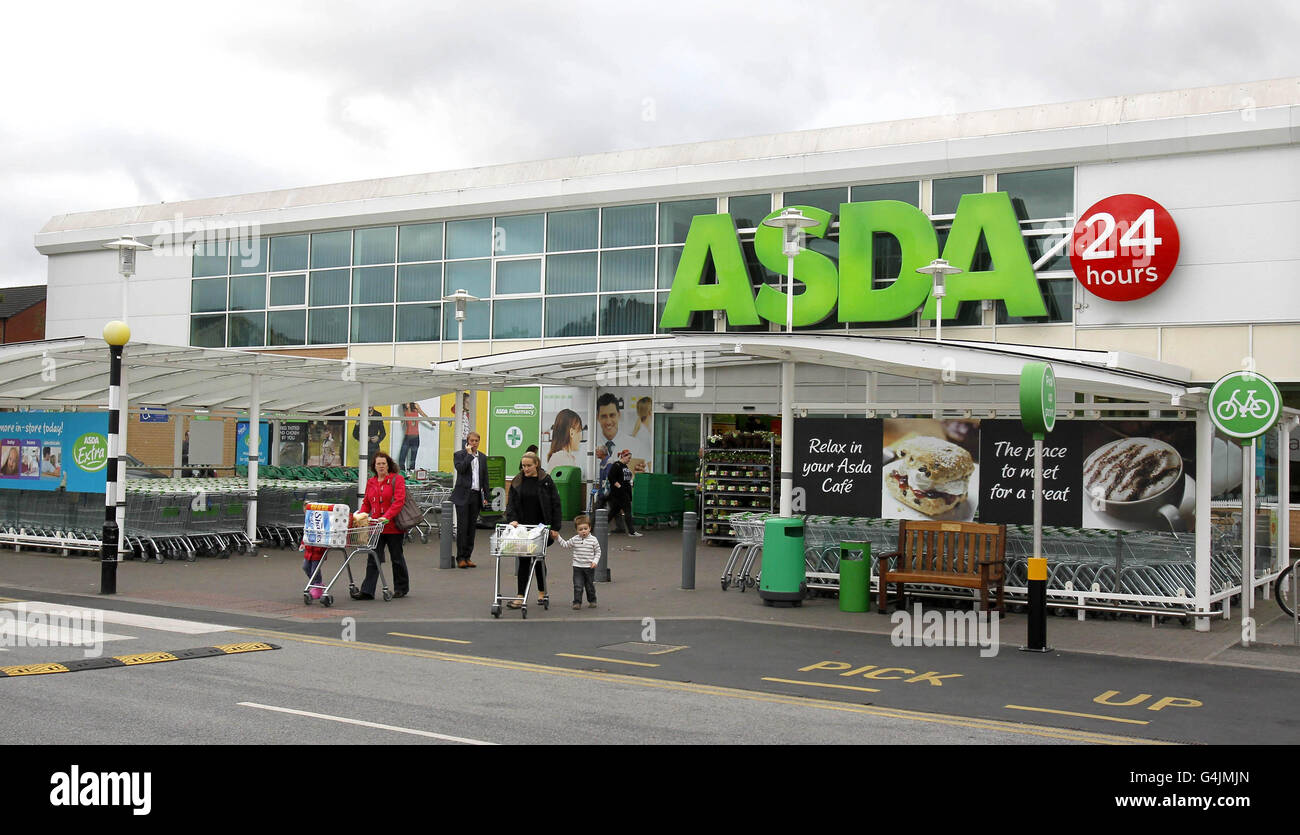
xmin=398 ymin=223 xmax=442 ymax=262
xmin=445 ymin=218 xmax=492 ymax=259
xmin=442 ymin=300 xmax=489 ymax=340
xmin=601 ymin=248 xmax=654 ymax=291
xmin=270 ymin=235 xmax=309 ymax=272
xmin=851 ymin=181 xmax=920 ymax=207
xmin=229 ymin=238 xmax=268 ymax=274
xmin=600 ymin=292 xmax=654 ymax=336
xmin=545 ymin=295 xmax=596 ymax=338
xmin=309 ymin=307 xmax=349 ymax=345
xmin=267 ymin=310 xmax=306 ymax=346
xmin=657 ymin=246 xmax=683 ymax=289
xmin=189 ymin=314 xmax=226 ymax=348
xmin=997 ymin=279 xmax=1074 ymax=324
xmin=269 ymin=273 xmax=306 ymax=306
xmin=397 ymin=263 xmax=442 ymax=302
xmin=546 ymin=208 xmax=598 ymax=252
xmin=310 ymin=269 xmax=350 ymax=307
xmin=443 ymin=259 xmax=491 ymax=298
xmin=353 ymin=226 xmax=396 ymax=265
xmin=545 ymin=253 xmax=597 ymax=294
xmin=496 ymin=259 xmax=541 ymax=295
xmin=396 ymin=303 xmax=441 ymax=342
xmin=872 ymin=233 xmax=903 ymax=282
xmin=658 ymin=199 xmax=715 ymax=244
xmin=228 ymin=274 xmax=266 ymax=311
xmin=492 ymin=298 xmax=542 ymax=339
xmin=1023 ymin=230 xmax=1072 ymax=272
xmin=350 ymin=305 xmax=393 ymax=343
xmin=601 ymin=204 xmax=655 ymax=248
xmin=311 ymin=230 xmax=351 ymax=268
xmin=228 ymin=312 xmax=266 ymax=347
xmin=191 ymin=278 xmax=227 ymax=313
xmin=996 ymin=168 xmax=1074 ymax=221
xmin=932 ymin=176 xmax=983 ymax=215
xmin=192 ymin=240 xmax=227 ymax=277
xmin=352 ymin=265 xmax=395 ymax=304
xmin=656 ymin=292 xmax=668 ymax=333
xmin=728 ymin=194 xmax=772 ymax=229
xmin=493 ymin=214 xmax=543 ymax=256
xmin=783 ymin=187 xmax=847 ymax=215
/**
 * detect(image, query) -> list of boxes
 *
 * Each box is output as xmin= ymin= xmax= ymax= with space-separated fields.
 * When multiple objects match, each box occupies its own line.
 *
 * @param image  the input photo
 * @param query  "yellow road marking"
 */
xmin=388 ymin=632 xmax=472 ymax=645
xmin=762 ymin=677 xmax=881 ymax=694
xmin=646 ymin=645 xmax=688 ymax=655
xmin=1004 ymin=705 xmax=1152 ymax=725
xmin=556 ymin=653 xmax=660 ymax=668
xmin=233 ymin=627 xmax=1171 ymax=745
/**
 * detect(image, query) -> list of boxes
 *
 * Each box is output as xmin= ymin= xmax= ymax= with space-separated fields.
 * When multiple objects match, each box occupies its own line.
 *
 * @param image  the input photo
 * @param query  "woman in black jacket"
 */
xmin=504 ymin=451 xmax=562 ymax=609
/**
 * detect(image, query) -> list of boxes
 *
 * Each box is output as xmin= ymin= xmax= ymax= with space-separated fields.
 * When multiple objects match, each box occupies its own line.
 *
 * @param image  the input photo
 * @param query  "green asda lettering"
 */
xmin=660 ymin=192 xmax=1048 ymax=328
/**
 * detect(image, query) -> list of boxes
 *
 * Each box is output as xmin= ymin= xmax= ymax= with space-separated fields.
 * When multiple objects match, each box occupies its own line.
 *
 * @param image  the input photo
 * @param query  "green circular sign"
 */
xmin=1019 ymin=362 xmax=1057 ymax=438
xmin=1209 ymin=370 xmax=1281 ymax=441
xmin=71 ymin=432 xmax=109 ymax=473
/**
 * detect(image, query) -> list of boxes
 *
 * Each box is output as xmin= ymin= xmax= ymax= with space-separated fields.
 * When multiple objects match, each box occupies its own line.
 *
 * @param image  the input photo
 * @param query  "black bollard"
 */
xmin=681 ymin=511 xmax=697 ymax=590
xmin=439 ymin=500 xmax=455 ymax=569
xmin=1021 ymin=556 xmax=1051 ymax=652
xmin=594 ymin=507 xmax=610 ymax=582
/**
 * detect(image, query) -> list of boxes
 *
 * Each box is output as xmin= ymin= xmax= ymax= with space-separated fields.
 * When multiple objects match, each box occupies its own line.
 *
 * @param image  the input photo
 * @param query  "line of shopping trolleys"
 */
xmin=717 ymin=510 xmax=1256 ymax=618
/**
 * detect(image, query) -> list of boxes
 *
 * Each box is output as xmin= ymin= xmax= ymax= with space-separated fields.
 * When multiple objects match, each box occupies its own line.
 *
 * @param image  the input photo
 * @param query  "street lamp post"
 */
xmin=101 ymin=320 xmax=131 ymax=595
xmin=102 ymin=236 xmax=150 ymax=558
xmin=761 ymin=208 xmax=818 ymax=518
xmin=916 ymin=258 xmax=962 ymax=343
xmin=441 ymin=288 xmax=480 ymax=370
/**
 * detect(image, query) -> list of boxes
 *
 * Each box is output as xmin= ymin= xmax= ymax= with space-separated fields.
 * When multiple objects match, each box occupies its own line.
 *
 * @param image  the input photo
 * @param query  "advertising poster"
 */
xmin=306 ymin=417 xmax=345 ymax=468
xmin=541 ymin=386 xmax=592 ymax=478
xmin=345 ymin=405 xmax=391 ymax=467
xmin=396 ymin=398 xmax=440 ymax=473
xmin=793 ymin=417 xmax=882 ymax=516
xmin=881 ymin=418 xmax=981 ymax=522
xmin=0 ymin=411 xmax=110 ymax=493
xmin=489 ymin=387 xmax=540 ymax=474
xmin=979 ymin=420 xmax=1083 ymax=527
xmin=594 ymin=387 xmax=653 ymax=477
xmin=1079 ymin=420 xmax=1196 ymax=532
xmin=278 ymin=422 xmax=307 ymax=467
xmin=235 ymin=421 xmax=271 ymax=467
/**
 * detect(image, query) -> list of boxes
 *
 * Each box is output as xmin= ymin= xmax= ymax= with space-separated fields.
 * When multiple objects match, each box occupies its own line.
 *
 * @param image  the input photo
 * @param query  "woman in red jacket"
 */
xmin=358 ymin=451 xmax=409 ymax=599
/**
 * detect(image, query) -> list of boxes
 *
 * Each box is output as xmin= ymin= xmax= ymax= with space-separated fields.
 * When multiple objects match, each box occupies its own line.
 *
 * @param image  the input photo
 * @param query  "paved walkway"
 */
xmin=2 ymin=528 xmax=1299 ymax=672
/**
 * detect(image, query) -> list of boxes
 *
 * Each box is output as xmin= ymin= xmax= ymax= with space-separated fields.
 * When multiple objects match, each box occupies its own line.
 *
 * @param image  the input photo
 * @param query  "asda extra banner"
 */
xmin=0 ymin=411 xmax=110 ymax=493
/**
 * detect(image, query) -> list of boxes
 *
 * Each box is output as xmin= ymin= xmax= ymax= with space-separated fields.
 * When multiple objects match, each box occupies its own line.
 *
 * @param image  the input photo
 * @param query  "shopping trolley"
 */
xmin=303 ymin=519 xmax=389 ymax=607
xmin=407 ymin=483 xmax=451 ymax=544
xmin=489 ymin=523 xmax=550 ymax=619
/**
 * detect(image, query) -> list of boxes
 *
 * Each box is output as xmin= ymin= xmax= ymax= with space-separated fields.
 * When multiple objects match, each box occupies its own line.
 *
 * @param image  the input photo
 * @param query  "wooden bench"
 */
xmin=877 ymin=520 xmax=1007 ymax=614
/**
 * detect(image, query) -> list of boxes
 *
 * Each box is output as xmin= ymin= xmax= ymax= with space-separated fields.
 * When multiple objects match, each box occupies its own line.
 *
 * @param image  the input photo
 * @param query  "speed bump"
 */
xmin=0 ymin=642 xmax=279 ymax=677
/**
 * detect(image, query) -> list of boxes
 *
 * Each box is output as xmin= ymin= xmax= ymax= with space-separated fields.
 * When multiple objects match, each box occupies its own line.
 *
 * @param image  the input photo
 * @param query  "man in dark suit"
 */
xmin=451 ymin=431 xmax=489 ymax=568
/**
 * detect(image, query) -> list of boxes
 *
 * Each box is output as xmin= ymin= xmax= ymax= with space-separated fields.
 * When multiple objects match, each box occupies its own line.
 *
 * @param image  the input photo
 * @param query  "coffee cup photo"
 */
xmin=1083 ymin=437 xmax=1186 ymax=526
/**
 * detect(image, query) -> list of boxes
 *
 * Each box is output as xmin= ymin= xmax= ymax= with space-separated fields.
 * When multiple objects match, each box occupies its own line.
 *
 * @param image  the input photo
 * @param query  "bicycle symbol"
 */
xmin=1215 ymin=388 xmax=1273 ymax=423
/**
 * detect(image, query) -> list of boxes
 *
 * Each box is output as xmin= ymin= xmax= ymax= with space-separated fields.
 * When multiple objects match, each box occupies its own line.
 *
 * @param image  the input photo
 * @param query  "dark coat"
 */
xmin=607 ymin=460 xmax=634 ymax=503
xmin=451 ymin=448 xmax=490 ymax=506
xmin=505 ymin=469 xmax=563 ymax=534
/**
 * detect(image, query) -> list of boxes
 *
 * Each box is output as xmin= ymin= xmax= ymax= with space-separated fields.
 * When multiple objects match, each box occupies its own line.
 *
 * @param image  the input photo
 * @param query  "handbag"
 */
xmin=394 ymin=489 xmax=423 ymax=532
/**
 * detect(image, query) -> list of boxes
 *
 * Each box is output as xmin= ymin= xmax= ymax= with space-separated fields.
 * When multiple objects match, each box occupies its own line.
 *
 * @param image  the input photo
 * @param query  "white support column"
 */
xmin=172 ymin=410 xmax=184 ymax=478
xmin=247 ymin=374 xmax=260 ymax=546
xmin=1194 ymin=408 xmax=1213 ymax=631
xmin=358 ymin=382 xmax=371 ymax=508
xmin=1281 ymin=419 xmax=1294 ymax=576
xmin=1242 ymin=440 xmax=1256 ymax=646
xmin=780 ymin=360 xmax=794 ymax=517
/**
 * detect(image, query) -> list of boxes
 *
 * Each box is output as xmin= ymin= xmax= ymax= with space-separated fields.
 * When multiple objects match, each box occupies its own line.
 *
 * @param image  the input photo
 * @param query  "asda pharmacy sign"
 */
xmin=661 ymin=192 xmax=1049 ymax=328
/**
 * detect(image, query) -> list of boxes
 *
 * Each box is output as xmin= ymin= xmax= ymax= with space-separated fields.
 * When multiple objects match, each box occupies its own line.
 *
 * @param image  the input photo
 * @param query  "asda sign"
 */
xmin=660 ymin=192 xmax=1049 ymax=328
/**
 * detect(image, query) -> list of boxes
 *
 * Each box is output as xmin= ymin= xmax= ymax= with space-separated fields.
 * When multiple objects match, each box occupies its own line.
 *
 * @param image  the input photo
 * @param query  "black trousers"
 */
xmin=608 ymin=494 xmax=636 ymax=534
xmin=362 ymin=532 xmax=408 ymax=595
xmin=516 ymin=555 xmax=547 ymax=596
xmin=455 ymin=495 xmax=481 ymax=560
xmin=572 ymin=566 xmax=596 ymax=604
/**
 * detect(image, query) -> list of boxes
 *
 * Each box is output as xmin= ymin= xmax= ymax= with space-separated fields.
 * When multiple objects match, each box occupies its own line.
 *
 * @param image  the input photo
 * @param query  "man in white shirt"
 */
xmin=451 ymin=432 xmax=489 ymax=568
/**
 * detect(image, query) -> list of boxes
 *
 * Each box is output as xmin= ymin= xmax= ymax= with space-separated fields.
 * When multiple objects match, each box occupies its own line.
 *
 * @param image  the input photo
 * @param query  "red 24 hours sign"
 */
xmin=1069 ymin=194 xmax=1180 ymax=302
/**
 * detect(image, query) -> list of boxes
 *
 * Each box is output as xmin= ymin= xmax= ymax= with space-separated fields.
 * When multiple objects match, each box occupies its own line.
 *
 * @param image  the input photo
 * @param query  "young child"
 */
xmin=302 ymin=543 xmax=327 ymax=599
xmin=558 ymin=514 xmax=601 ymax=610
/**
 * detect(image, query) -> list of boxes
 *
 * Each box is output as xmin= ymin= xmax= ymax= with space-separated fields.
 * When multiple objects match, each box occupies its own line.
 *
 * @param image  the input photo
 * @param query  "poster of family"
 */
xmin=0 ymin=412 xmax=110 ymax=493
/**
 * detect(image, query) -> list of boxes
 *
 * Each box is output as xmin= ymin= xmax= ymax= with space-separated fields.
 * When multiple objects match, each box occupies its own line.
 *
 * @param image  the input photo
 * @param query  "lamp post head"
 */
xmin=442 ymin=288 xmax=480 ymax=322
xmin=103 ymin=236 xmax=152 ymax=279
xmin=762 ymin=208 xmax=819 ymax=258
xmin=917 ymin=257 xmax=962 ymax=299
xmin=103 ymin=320 xmax=131 ymax=347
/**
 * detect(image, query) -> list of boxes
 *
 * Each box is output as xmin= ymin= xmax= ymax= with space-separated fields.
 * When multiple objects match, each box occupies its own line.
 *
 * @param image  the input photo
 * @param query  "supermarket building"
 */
xmin=25 ymin=77 xmax=1300 ymax=623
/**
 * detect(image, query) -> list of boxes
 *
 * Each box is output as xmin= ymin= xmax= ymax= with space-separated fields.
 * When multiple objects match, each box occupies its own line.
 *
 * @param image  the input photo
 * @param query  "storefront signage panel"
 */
xmin=1069 ymin=194 xmax=1180 ymax=302
xmin=793 ymin=418 xmax=882 ymax=516
xmin=0 ymin=411 xmax=109 ymax=493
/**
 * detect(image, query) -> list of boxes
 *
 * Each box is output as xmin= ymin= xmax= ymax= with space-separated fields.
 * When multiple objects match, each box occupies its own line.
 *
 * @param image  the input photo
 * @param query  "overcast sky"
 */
xmin=3 ymin=0 xmax=1297 ymax=288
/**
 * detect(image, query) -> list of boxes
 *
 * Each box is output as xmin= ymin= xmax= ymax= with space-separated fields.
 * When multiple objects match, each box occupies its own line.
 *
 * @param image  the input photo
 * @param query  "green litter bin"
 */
xmin=551 ymin=465 xmax=583 ymax=520
xmin=759 ymin=517 xmax=806 ymax=606
xmin=838 ymin=541 xmax=870 ymax=613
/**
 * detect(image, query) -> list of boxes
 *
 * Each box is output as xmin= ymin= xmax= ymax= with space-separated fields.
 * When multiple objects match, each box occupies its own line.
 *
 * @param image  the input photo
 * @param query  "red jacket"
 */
xmin=360 ymin=474 xmax=406 ymax=535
